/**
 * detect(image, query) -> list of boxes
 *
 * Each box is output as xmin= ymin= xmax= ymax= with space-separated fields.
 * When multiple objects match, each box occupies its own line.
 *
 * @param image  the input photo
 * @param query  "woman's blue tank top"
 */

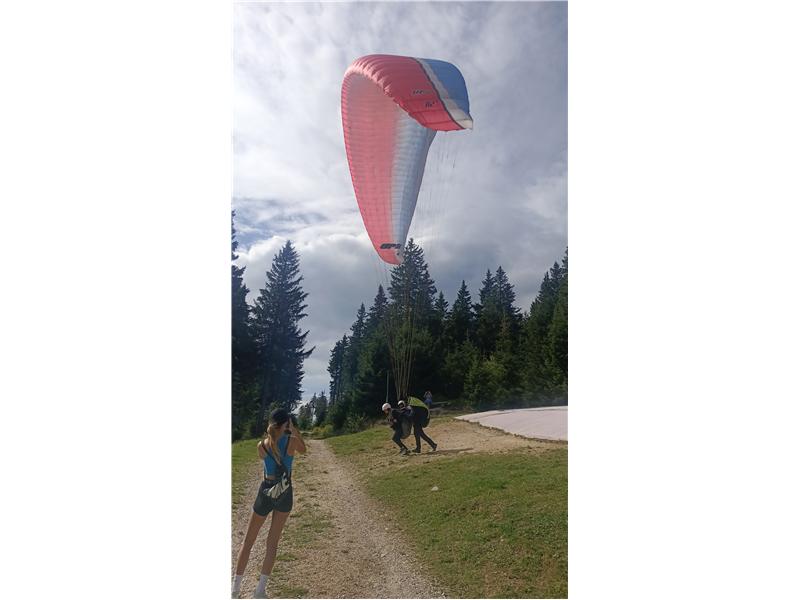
xmin=263 ymin=435 xmax=294 ymax=478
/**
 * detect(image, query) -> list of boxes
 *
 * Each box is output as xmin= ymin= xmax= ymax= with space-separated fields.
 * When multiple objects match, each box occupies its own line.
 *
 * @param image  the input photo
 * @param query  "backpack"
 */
xmin=408 ymin=396 xmax=430 ymax=427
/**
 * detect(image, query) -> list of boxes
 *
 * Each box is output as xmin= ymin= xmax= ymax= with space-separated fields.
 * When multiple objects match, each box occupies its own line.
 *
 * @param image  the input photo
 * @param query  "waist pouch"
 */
xmin=262 ymin=441 xmax=292 ymax=502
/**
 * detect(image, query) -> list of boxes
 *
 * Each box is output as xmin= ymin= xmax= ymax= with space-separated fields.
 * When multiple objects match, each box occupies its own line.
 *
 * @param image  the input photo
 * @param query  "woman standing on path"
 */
xmin=232 ymin=408 xmax=307 ymax=598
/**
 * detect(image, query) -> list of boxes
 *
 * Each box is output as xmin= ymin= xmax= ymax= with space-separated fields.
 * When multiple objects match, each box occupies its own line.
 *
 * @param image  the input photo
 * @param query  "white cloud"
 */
xmin=233 ymin=1 xmax=567 ymax=400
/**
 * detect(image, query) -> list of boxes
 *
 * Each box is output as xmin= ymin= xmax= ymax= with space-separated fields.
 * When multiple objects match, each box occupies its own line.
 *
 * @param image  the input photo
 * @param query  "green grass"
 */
xmin=372 ymin=450 xmax=567 ymax=598
xmin=326 ymin=425 xmax=389 ymax=456
xmin=333 ymin=425 xmax=568 ymax=599
xmin=232 ymin=437 xmax=260 ymax=510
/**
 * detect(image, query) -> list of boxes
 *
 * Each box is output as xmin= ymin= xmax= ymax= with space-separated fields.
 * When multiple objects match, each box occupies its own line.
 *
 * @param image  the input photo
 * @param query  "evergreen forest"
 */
xmin=232 ymin=212 xmax=567 ymax=440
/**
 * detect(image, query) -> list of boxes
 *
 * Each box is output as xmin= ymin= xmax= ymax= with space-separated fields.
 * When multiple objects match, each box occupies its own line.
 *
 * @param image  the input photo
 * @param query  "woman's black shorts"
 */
xmin=252 ymin=478 xmax=294 ymax=516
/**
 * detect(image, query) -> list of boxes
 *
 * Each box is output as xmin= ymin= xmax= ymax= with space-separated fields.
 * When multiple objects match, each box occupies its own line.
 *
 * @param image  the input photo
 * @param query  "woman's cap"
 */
xmin=269 ymin=408 xmax=290 ymax=425
xmin=381 ymin=403 xmax=391 ymax=412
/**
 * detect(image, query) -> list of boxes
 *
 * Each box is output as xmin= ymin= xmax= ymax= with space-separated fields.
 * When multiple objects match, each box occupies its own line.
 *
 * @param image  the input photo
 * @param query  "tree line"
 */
xmin=313 ymin=239 xmax=567 ymax=432
xmin=232 ymin=212 xmax=567 ymax=439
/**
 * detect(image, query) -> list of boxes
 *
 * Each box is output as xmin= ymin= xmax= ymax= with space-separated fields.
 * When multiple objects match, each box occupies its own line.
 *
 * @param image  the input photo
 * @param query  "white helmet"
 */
xmin=381 ymin=403 xmax=391 ymax=412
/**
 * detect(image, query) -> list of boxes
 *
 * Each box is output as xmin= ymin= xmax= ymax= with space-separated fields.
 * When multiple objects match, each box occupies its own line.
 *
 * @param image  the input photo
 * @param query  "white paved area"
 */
xmin=456 ymin=406 xmax=567 ymax=441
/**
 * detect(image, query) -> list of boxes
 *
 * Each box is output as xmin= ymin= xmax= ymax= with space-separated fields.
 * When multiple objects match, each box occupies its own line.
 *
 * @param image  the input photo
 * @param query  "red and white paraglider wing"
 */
xmin=341 ymin=54 xmax=473 ymax=264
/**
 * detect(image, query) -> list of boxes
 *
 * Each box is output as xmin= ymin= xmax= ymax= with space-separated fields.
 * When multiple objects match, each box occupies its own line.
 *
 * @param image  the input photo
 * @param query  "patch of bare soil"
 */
xmin=355 ymin=417 xmax=563 ymax=477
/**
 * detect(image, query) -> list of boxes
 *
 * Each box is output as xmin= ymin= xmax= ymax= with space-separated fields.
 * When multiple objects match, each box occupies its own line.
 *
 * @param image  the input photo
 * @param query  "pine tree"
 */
xmin=232 ymin=213 xmax=251 ymax=372
xmin=431 ymin=291 xmax=449 ymax=339
xmin=312 ymin=391 xmax=328 ymax=426
xmin=297 ymin=398 xmax=313 ymax=430
xmin=327 ymin=335 xmax=348 ymax=405
xmin=494 ymin=266 xmax=522 ymax=328
xmin=446 ymin=280 xmax=475 ymax=346
xmin=442 ymin=338 xmax=479 ymax=399
xmin=388 ymin=239 xmax=436 ymax=319
xmin=385 ymin=239 xmax=437 ymax=400
xmin=474 ymin=270 xmax=495 ymax=319
xmin=232 ymin=212 xmax=255 ymax=439
xmin=464 ymin=355 xmax=505 ymax=411
xmin=549 ymin=275 xmax=568 ymax=386
xmin=495 ymin=314 xmax=522 ymax=398
xmin=250 ymin=241 xmax=314 ymax=432
xmin=352 ymin=333 xmax=393 ymax=414
xmin=475 ymin=270 xmax=502 ymax=356
xmin=523 ymin=250 xmax=568 ymax=400
xmin=351 ymin=303 xmax=367 ymax=342
xmin=365 ymin=285 xmax=389 ymax=337
xmin=348 ymin=304 xmax=367 ymax=377
xmin=340 ymin=305 xmax=367 ymax=401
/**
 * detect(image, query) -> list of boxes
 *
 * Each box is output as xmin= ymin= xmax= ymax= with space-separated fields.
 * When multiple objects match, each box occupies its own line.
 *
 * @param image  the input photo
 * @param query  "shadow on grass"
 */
xmin=409 ymin=448 xmax=473 ymax=456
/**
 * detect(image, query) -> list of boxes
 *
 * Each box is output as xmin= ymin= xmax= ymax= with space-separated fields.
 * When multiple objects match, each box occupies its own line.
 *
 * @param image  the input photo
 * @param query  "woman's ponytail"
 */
xmin=265 ymin=422 xmax=283 ymax=466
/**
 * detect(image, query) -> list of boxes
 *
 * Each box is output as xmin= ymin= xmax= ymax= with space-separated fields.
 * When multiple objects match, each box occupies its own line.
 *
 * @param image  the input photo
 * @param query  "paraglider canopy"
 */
xmin=341 ymin=54 xmax=473 ymax=264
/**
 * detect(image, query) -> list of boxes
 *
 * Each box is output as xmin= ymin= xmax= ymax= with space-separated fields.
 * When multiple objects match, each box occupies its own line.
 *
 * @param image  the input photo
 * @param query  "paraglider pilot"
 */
xmin=383 ymin=399 xmax=437 ymax=455
xmin=382 ymin=402 xmax=411 ymax=455
xmin=406 ymin=396 xmax=437 ymax=453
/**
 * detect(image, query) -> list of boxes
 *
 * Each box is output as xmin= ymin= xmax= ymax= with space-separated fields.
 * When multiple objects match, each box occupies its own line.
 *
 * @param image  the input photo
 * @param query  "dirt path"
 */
xmin=232 ymin=418 xmax=563 ymax=598
xmin=231 ymin=438 xmax=446 ymax=599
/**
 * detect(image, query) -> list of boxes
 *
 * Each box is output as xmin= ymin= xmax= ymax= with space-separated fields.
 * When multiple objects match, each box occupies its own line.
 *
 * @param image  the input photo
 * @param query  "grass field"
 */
xmin=232 ymin=437 xmax=259 ymax=511
xmin=328 ymin=425 xmax=568 ymax=598
xmin=326 ymin=425 xmax=390 ymax=457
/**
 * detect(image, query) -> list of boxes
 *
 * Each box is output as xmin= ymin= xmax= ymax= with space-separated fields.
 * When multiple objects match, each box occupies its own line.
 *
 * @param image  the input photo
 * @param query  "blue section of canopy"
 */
xmin=424 ymin=58 xmax=470 ymax=114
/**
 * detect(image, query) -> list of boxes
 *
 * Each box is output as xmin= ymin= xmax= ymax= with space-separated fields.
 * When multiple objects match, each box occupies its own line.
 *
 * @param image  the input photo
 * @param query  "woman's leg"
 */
xmin=235 ymin=511 xmax=267 ymax=575
xmin=260 ymin=509 xmax=291 ymax=575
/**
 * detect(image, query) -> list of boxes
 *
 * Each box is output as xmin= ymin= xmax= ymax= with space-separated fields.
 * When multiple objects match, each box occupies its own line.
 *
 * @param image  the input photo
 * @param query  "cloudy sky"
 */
xmin=232 ymin=1 xmax=567 ymax=402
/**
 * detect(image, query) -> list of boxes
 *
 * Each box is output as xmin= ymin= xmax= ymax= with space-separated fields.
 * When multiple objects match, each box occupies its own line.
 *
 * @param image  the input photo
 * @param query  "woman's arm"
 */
xmin=287 ymin=422 xmax=307 ymax=455
xmin=257 ymin=438 xmax=267 ymax=460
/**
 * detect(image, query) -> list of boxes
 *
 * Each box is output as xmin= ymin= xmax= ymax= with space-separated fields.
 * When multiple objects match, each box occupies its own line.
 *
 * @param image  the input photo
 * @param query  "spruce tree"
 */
xmin=344 ymin=304 xmax=367 ymax=395
xmin=297 ymin=398 xmax=313 ymax=430
xmin=494 ymin=266 xmax=522 ymax=329
xmin=388 ymin=239 xmax=436 ymax=319
xmin=327 ymin=335 xmax=348 ymax=405
xmin=251 ymin=241 xmax=313 ymax=432
xmin=232 ymin=212 xmax=255 ymax=439
xmin=232 ymin=212 xmax=251 ymax=373
xmin=474 ymin=270 xmax=495 ymax=320
xmin=386 ymin=239 xmax=437 ymax=400
xmin=442 ymin=338 xmax=479 ymax=399
xmin=495 ymin=314 xmax=522 ymax=398
xmin=446 ymin=280 xmax=475 ymax=346
xmin=431 ymin=291 xmax=449 ymax=340
xmin=549 ymin=275 xmax=568 ymax=386
xmin=312 ymin=391 xmax=328 ymax=426
xmin=475 ymin=270 xmax=502 ymax=356
xmin=352 ymin=333 xmax=393 ymax=414
xmin=365 ymin=285 xmax=389 ymax=337
xmin=523 ymin=251 xmax=568 ymax=401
